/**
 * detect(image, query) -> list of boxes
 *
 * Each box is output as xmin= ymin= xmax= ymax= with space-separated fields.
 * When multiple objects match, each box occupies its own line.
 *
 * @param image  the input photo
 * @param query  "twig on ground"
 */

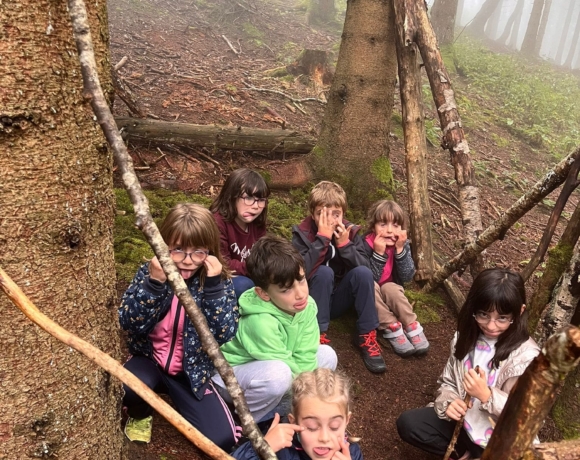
xmin=242 ymin=81 xmax=326 ymax=105
xmin=222 ymin=34 xmax=240 ymax=56
xmin=113 ymin=55 xmax=128 ymax=71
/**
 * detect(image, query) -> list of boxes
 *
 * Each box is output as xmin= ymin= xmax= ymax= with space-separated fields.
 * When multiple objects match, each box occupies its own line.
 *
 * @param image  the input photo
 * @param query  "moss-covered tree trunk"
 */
xmin=0 ymin=0 xmax=122 ymax=458
xmin=309 ymin=0 xmax=398 ymax=210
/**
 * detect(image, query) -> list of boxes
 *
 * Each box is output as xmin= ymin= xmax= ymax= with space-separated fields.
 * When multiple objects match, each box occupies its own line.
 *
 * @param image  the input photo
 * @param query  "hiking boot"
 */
xmin=124 ymin=415 xmax=153 ymax=443
xmin=404 ymin=321 xmax=430 ymax=356
xmin=320 ymin=332 xmax=331 ymax=344
xmin=354 ymin=330 xmax=386 ymax=373
xmin=382 ymin=322 xmax=416 ymax=358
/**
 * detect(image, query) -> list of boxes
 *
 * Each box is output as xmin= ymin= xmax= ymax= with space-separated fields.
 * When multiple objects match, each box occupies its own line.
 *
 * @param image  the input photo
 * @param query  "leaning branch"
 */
xmin=481 ymin=326 xmax=580 ymax=460
xmin=424 ymin=147 xmax=580 ymax=292
xmin=67 ymin=1 xmax=275 ymax=459
xmin=0 ymin=268 xmax=233 ymax=460
xmin=410 ymin=0 xmax=485 ymax=276
xmin=521 ymin=154 xmax=580 ymax=281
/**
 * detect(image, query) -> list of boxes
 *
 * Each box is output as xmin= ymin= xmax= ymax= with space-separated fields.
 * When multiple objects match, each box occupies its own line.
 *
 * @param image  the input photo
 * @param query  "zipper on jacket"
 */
xmin=164 ymin=302 xmax=182 ymax=373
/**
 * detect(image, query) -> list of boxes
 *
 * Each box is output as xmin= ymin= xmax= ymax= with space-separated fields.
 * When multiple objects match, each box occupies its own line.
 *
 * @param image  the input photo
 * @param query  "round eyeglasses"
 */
xmin=473 ymin=312 xmax=513 ymax=327
xmin=239 ymin=195 xmax=268 ymax=208
xmin=170 ymin=248 xmax=209 ymax=263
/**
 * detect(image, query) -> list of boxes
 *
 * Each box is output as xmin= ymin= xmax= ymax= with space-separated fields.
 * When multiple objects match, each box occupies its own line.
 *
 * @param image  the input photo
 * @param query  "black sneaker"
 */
xmin=355 ymin=330 xmax=386 ymax=373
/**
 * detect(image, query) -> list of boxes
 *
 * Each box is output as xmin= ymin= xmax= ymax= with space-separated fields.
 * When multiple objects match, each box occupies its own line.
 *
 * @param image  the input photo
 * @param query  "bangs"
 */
xmin=478 ymin=288 xmax=522 ymax=317
xmin=377 ymin=209 xmax=404 ymax=226
xmin=241 ymin=174 xmax=270 ymax=198
xmin=271 ymin=263 xmax=303 ymax=289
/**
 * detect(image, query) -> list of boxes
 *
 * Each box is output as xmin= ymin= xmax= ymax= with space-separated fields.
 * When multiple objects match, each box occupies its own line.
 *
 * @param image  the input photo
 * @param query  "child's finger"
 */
xmin=267 ymin=413 xmax=280 ymax=432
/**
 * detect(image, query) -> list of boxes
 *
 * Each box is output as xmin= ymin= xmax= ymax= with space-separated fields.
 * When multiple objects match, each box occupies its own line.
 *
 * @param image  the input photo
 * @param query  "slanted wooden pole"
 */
xmin=0 ymin=267 xmax=234 ymax=460
xmin=393 ymin=0 xmax=434 ymax=282
xmin=67 ymin=0 xmax=275 ymax=458
xmin=481 ymin=326 xmax=580 ymax=460
xmin=402 ymin=0 xmax=485 ymax=279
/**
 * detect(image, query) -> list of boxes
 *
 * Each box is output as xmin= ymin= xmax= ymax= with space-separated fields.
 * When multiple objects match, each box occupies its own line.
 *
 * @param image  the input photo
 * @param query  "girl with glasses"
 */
xmin=210 ymin=168 xmax=271 ymax=299
xmin=397 ymin=268 xmax=540 ymax=459
xmin=119 ymin=203 xmax=240 ymax=450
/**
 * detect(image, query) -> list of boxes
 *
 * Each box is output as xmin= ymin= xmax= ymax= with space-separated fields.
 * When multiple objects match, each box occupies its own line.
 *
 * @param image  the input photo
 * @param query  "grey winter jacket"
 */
xmin=362 ymin=238 xmax=415 ymax=286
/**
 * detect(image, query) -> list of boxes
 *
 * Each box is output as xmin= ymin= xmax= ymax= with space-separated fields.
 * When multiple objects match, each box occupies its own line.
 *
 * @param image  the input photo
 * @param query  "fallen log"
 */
xmin=115 ymin=117 xmax=316 ymax=154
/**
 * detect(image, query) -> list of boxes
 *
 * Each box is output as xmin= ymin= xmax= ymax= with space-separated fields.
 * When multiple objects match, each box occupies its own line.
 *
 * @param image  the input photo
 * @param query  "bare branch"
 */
xmin=66 ymin=0 xmax=276 ymax=458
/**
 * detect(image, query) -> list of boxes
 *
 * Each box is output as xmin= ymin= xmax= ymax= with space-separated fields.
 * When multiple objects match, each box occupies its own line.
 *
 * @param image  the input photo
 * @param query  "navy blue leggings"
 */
xmin=308 ymin=265 xmax=379 ymax=334
xmin=123 ymin=356 xmax=240 ymax=451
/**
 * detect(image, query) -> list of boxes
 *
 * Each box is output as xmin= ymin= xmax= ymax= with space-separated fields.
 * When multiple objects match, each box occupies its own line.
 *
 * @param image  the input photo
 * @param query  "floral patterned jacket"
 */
xmin=119 ymin=263 xmax=239 ymax=397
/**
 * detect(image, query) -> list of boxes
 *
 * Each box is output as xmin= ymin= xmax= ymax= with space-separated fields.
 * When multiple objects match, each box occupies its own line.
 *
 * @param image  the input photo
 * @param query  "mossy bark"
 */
xmin=309 ymin=0 xmax=397 ymax=211
xmin=0 ymin=0 xmax=122 ymax=458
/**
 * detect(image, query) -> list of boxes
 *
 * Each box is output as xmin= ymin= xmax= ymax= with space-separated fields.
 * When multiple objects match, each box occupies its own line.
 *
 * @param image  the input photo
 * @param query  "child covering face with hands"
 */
xmin=363 ymin=200 xmax=429 ymax=357
xmin=233 ymin=368 xmax=362 ymax=460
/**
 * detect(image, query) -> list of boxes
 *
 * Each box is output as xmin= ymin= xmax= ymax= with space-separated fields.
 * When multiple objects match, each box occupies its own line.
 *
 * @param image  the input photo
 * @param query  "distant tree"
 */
xmin=468 ymin=0 xmax=503 ymax=37
xmin=521 ymin=0 xmax=547 ymax=55
xmin=457 ymin=0 xmax=465 ymax=25
xmin=307 ymin=0 xmax=336 ymax=25
xmin=0 ymin=0 xmax=121 ymax=458
xmin=430 ymin=0 xmax=460 ymax=45
xmin=310 ymin=0 xmax=398 ymax=208
xmin=564 ymin=6 xmax=580 ymax=68
xmin=555 ymin=0 xmax=575 ymax=64
xmin=497 ymin=0 xmax=525 ymax=46
xmin=535 ymin=0 xmax=553 ymax=55
xmin=485 ymin=0 xmax=503 ymax=39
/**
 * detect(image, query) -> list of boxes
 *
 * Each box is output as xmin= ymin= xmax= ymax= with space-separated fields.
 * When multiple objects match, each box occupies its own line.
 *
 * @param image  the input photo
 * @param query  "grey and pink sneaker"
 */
xmin=382 ymin=322 xmax=416 ymax=357
xmin=404 ymin=321 xmax=430 ymax=355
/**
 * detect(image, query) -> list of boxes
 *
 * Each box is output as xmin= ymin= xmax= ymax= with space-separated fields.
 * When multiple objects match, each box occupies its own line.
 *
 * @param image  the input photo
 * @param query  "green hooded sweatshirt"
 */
xmin=220 ymin=289 xmax=319 ymax=376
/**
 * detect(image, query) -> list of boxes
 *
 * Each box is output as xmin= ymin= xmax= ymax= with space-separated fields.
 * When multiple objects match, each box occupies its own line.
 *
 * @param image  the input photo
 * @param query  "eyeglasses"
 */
xmin=170 ymin=248 xmax=209 ymax=263
xmin=473 ymin=312 xmax=513 ymax=327
xmin=239 ymin=195 xmax=268 ymax=208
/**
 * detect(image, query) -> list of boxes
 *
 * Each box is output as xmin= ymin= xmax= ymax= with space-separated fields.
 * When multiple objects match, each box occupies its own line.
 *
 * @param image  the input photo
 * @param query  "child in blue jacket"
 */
xmin=119 ymin=203 xmax=240 ymax=450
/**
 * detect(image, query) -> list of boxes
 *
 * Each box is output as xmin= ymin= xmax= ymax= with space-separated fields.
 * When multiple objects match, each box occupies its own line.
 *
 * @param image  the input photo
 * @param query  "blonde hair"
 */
xmin=291 ymin=368 xmax=351 ymax=417
xmin=159 ymin=203 xmax=231 ymax=282
xmin=308 ymin=181 xmax=348 ymax=215
xmin=366 ymin=200 xmax=407 ymax=233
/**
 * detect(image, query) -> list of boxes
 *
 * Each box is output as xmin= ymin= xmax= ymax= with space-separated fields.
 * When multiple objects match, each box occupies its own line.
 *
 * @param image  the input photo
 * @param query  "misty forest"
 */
xmin=2 ymin=0 xmax=580 ymax=459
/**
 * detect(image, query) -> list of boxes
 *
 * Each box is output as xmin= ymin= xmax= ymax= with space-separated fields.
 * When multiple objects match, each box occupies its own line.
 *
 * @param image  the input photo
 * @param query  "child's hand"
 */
xmin=373 ymin=235 xmax=388 ymax=255
xmin=204 ymin=255 xmax=222 ymax=277
xmin=264 ymin=413 xmax=303 ymax=453
xmin=445 ymin=398 xmax=469 ymax=421
xmin=395 ymin=229 xmax=407 ymax=254
xmin=334 ymin=221 xmax=352 ymax=246
xmin=148 ymin=256 xmax=167 ymax=283
xmin=331 ymin=436 xmax=351 ymax=460
xmin=317 ymin=207 xmax=335 ymax=239
xmin=463 ymin=368 xmax=491 ymax=403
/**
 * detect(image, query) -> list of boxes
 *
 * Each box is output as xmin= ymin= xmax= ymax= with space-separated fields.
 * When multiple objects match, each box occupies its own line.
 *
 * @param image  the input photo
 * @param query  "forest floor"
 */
xmin=107 ymin=0 xmax=578 ymax=458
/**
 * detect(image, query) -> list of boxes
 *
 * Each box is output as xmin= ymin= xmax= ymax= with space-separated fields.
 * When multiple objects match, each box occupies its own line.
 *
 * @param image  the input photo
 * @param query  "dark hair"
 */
xmin=246 ymin=235 xmax=305 ymax=290
xmin=455 ymin=268 xmax=529 ymax=368
xmin=159 ymin=203 xmax=231 ymax=283
xmin=366 ymin=199 xmax=407 ymax=233
xmin=209 ymin=168 xmax=270 ymax=227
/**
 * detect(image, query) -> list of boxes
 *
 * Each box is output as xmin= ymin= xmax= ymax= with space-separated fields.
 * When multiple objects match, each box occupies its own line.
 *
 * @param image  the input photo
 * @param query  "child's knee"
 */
xmin=312 ymin=265 xmax=334 ymax=282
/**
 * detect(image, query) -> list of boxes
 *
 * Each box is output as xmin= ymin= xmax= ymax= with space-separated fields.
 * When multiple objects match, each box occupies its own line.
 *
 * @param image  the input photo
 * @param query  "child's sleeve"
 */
xmin=393 ymin=241 xmax=416 ymax=284
xmin=291 ymin=225 xmax=331 ymax=278
xmin=368 ymin=250 xmax=387 ymax=283
xmin=200 ymin=275 xmax=239 ymax=345
xmin=433 ymin=334 xmax=462 ymax=420
xmin=232 ymin=441 xmax=261 ymax=460
xmin=336 ymin=232 xmax=371 ymax=270
xmin=118 ymin=263 xmax=170 ymax=334
xmin=290 ymin=300 xmax=319 ymax=374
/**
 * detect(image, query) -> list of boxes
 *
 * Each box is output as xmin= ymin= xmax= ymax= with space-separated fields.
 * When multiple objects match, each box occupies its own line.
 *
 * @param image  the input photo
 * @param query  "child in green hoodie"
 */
xmin=212 ymin=235 xmax=338 ymax=423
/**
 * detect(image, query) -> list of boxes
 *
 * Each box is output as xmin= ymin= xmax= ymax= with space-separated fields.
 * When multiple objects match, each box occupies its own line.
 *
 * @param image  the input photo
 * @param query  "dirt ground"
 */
xmin=107 ymin=0 xmax=574 ymax=458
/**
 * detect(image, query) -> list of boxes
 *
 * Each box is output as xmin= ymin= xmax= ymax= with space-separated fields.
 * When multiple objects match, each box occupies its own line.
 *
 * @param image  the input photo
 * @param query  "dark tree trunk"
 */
xmin=430 ymin=0 xmax=460 ymax=46
xmin=507 ymin=0 xmax=526 ymax=49
xmin=311 ymin=0 xmax=398 ymax=210
xmin=535 ymin=0 xmax=553 ymax=55
xmin=307 ymin=0 xmax=337 ymax=25
xmin=485 ymin=0 xmax=503 ymax=39
xmin=555 ymin=0 xmax=575 ymax=65
xmin=497 ymin=0 xmax=525 ymax=46
xmin=394 ymin=1 xmax=434 ymax=281
xmin=564 ymin=6 xmax=580 ymax=68
xmin=468 ymin=0 xmax=503 ymax=37
xmin=521 ymin=0 xmax=546 ymax=56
